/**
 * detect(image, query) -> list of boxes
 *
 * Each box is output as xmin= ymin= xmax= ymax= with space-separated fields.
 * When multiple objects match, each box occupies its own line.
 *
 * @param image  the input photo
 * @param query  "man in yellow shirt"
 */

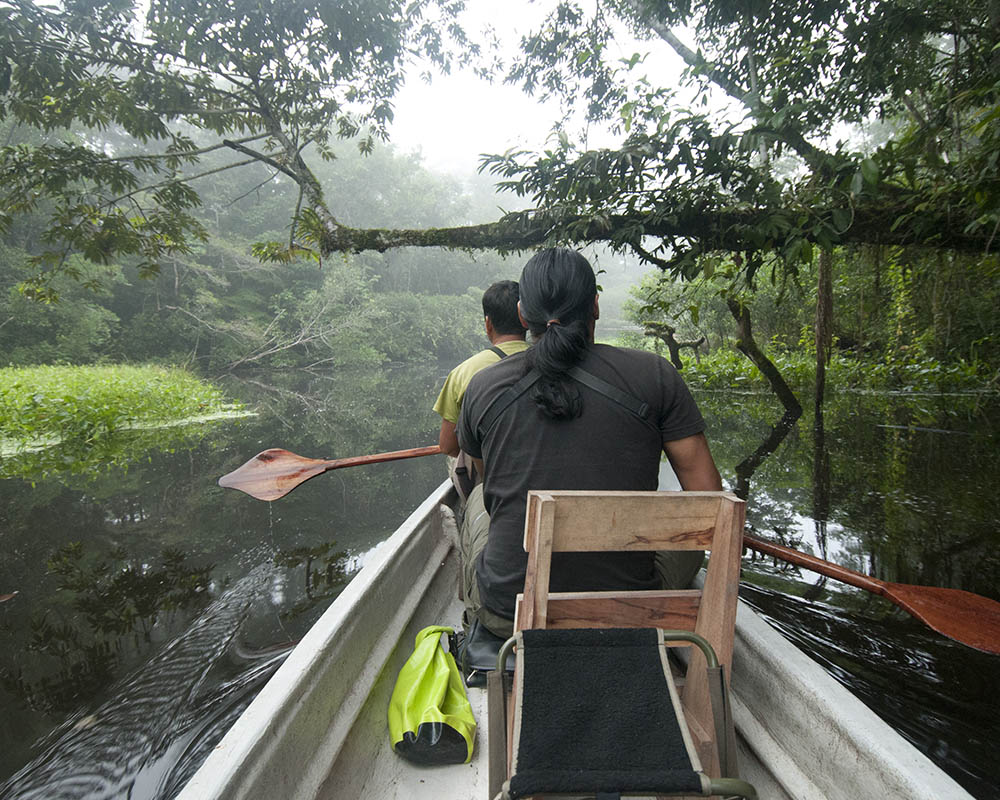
xmin=433 ymin=282 xmax=527 ymax=633
xmin=432 ymin=280 xmax=528 ymax=457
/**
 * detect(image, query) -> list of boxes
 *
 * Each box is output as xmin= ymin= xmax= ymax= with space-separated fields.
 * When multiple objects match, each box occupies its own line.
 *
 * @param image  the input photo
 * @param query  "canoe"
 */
xmin=176 ymin=479 xmax=973 ymax=800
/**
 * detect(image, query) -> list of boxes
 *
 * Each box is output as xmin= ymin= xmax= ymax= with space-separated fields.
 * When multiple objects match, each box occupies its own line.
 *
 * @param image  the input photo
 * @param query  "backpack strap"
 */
xmin=488 ymin=345 xmax=508 ymax=359
xmin=478 ymin=368 xmax=541 ymax=439
xmin=567 ymin=366 xmax=651 ymax=422
xmin=479 ymin=366 xmax=654 ymax=439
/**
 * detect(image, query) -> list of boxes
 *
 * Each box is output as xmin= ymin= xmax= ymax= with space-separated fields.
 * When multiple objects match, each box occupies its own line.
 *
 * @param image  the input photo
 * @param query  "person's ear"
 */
xmin=517 ymin=301 xmax=529 ymax=329
xmin=593 ymin=294 xmax=600 ymax=321
xmin=484 ymin=315 xmax=494 ymax=338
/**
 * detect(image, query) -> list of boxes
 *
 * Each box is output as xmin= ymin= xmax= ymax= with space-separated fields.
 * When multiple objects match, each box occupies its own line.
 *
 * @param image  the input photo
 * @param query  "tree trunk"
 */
xmin=643 ymin=322 xmax=705 ymax=370
xmin=726 ymin=297 xmax=803 ymax=415
xmin=815 ymin=248 xmax=834 ymax=416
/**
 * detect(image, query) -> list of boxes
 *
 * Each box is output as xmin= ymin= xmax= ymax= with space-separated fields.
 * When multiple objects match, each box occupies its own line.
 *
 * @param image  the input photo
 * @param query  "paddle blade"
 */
xmin=218 ymin=445 xmax=442 ymax=501
xmin=744 ymin=533 xmax=1000 ymax=654
xmin=218 ymin=448 xmax=330 ymax=501
xmin=883 ymin=583 xmax=1000 ymax=655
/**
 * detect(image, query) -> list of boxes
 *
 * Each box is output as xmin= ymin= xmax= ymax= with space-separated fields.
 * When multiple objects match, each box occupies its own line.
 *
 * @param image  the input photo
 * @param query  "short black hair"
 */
xmin=482 ymin=280 xmax=524 ymax=336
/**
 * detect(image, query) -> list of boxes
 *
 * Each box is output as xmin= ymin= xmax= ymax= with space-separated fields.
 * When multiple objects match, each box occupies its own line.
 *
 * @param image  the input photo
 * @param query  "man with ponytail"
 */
xmin=456 ymin=248 xmax=721 ymax=638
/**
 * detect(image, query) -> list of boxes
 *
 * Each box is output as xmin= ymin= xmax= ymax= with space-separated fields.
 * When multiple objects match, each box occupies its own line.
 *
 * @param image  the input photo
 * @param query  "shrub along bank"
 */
xmin=0 ymin=364 xmax=241 ymax=448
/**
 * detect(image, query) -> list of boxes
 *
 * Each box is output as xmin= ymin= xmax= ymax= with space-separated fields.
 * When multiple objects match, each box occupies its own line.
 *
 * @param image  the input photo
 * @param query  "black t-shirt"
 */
xmin=457 ymin=343 xmax=707 ymax=619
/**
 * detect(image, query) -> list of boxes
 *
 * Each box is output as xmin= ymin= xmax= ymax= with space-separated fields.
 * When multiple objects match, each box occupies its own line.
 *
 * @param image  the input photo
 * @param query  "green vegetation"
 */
xmin=619 ymin=247 xmax=999 ymax=395
xmin=3 ymin=0 xmax=996 ymax=279
xmin=679 ymin=347 xmax=987 ymax=394
xmin=0 ymin=131 xmax=519 ymax=372
xmin=0 ymin=365 xmax=242 ymax=448
xmin=0 ymin=0 xmax=997 ymax=400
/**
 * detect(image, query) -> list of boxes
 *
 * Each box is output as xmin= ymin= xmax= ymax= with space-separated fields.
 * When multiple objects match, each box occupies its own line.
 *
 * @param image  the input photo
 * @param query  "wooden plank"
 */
xmin=515 ymin=590 xmax=701 ymax=630
xmin=684 ymin=495 xmax=745 ymax=775
xmin=521 ymin=494 xmax=555 ymax=630
xmin=519 ymin=495 xmax=539 ymax=630
xmin=523 ymin=490 xmax=735 ymax=552
xmin=486 ymin=670 xmax=507 ymax=800
xmin=682 ymin=702 xmax=718 ymax=781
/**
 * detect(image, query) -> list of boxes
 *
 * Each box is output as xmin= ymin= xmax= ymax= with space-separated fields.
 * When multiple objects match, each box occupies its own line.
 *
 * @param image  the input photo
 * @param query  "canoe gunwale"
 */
xmin=176 ymin=479 xmax=458 ymax=800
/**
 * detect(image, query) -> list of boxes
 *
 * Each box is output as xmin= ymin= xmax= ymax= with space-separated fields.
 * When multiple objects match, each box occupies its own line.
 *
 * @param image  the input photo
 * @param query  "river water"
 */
xmin=1 ymin=365 xmax=997 ymax=798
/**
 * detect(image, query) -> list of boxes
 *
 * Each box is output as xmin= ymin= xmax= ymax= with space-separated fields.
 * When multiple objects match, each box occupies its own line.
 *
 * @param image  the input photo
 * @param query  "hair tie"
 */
xmin=546 ymin=318 xmax=561 ymax=328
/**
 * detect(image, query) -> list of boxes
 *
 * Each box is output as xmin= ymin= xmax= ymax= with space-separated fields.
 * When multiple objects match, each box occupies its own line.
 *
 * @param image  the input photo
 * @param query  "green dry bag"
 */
xmin=388 ymin=625 xmax=476 ymax=765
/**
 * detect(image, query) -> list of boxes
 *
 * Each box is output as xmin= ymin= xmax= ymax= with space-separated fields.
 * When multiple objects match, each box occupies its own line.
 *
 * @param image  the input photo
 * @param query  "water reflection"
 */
xmin=1 ymin=369 xmax=997 ymax=798
xmin=0 ymin=421 xmax=225 ymax=483
xmin=2 ymin=546 xmax=213 ymax=715
xmin=719 ymin=390 xmax=1000 ymax=797
xmin=273 ymin=541 xmax=351 ymax=620
xmin=0 ymin=566 xmax=271 ymax=799
xmin=732 ymin=408 xmax=801 ymax=500
xmin=0 ymin=364 xmax=448 ymax=795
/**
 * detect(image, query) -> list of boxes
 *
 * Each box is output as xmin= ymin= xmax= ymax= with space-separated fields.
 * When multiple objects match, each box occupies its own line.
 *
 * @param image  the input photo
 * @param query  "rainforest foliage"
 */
xmin=0 ymin=130 xmax=520 ymax=370
xmin=0 ymin=0 xmax=997 ymax=389
xmin=622 ymin=246 xmax=999 ymax=391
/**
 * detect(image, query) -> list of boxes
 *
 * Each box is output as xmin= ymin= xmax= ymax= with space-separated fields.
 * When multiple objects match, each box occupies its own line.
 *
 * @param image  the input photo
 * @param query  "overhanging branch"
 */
xmin=630 ymin=2 xmax=830 ymax=169
xmin=318 ymin=203 xmax=994 ymax=257
xmin=222 ymin=140 xmax=300 ymax=183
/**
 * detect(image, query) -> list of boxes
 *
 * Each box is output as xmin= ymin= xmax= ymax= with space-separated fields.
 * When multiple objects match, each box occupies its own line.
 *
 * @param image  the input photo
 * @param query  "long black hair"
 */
xmin=518 ymin=248 xmax=597 ymax=420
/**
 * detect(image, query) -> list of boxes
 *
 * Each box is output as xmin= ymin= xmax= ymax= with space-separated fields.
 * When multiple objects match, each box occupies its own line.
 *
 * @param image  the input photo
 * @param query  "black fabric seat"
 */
xmin=506 ymin=627 xmax=702 ymax=800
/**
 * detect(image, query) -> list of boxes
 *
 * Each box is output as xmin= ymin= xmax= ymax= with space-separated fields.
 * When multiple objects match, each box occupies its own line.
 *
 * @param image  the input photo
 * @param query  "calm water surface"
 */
xmin=1 ymin=366 xmax=997 ymax=798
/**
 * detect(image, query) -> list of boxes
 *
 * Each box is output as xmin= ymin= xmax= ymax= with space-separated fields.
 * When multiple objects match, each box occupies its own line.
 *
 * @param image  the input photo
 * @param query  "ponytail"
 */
xmin=518 ymin=248 xmax=597 ymax=420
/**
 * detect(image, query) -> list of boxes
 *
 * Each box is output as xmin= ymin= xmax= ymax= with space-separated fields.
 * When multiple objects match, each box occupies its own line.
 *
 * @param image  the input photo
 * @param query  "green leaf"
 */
xmin=851 ymin=171 xmax=864 ymax=196
xmin=831 ymin=208 xmax=851 ymax=232
xmin=860 ymin=158 xmax=879 ymax=187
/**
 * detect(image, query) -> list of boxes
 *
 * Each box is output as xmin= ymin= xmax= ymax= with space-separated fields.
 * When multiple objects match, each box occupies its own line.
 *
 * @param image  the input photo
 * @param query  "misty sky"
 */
xmin=388 ymin=6 xmax=690 ymax=177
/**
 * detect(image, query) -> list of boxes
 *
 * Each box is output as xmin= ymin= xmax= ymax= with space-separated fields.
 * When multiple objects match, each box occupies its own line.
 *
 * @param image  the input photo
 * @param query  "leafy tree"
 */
xmin=0 ymin=0 xmax=473 ymax=298
xmin=2 ymin=0 xmax=998 ymax=389
xmin=478 ymin=0 xmax=997 ymax=407
xmin=6 ymin=0 xmax=995 ymax=279
xmin=0 ymin=243 xmax=121 ymax=364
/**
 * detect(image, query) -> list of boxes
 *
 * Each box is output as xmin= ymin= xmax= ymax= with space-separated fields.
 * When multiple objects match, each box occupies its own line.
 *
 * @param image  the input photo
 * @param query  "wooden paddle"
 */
xmin=219 ymin=450 xmax=999 ymax=654
xmin=744 ymin=533 xmax=1000 ymax=655
xmin=218 ymin=445 xmax=442 ymax=502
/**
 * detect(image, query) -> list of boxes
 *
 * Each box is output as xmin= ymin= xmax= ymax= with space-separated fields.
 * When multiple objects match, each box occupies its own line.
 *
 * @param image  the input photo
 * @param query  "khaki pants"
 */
xmin=460 ymin=483 xmax=705 ymax=639
xmin=459 ymin=484 xmax=515 ymax=637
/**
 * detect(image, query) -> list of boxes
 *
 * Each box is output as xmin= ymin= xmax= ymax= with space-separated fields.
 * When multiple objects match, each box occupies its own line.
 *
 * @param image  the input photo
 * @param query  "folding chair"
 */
xmin=487 ymin=490 xmax=757 ymax=800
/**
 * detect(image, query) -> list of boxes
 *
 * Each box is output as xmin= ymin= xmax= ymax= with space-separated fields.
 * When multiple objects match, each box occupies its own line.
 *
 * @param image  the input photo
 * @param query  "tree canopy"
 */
xmin=0 ymin=0 xmax=472 ymax=298
xmin=1 ymin=0 xmax=998 ymax=296
xmin=478 ymin=0 xmax=999 ymax=276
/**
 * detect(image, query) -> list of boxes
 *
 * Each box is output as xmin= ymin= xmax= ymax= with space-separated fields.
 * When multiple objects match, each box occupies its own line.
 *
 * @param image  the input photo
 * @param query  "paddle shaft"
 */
xmin=314 ymin=445 xmax=442 ymax=471
xmin=744 ymin=533 xmax=887 ymax=596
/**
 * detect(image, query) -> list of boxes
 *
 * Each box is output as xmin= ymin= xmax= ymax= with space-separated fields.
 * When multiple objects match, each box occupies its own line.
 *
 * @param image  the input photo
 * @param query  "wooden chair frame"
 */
xmin=510 ymin=490 xmax=746 ymax=782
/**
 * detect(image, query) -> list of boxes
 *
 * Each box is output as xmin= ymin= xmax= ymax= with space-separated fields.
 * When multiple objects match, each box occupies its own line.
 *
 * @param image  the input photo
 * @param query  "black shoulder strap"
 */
xmin=488 ymin=345 xmax=508 ymax=359
xmin=567 ymin=366 xmax=651 ymax=421
xmin=478 ymin=366 xmax=653 ymax=439
xmin=478 ymin=368 xmax=540 ymax=439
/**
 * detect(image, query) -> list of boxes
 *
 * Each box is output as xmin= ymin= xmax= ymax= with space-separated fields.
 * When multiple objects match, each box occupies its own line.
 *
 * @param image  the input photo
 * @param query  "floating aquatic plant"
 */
xmin=0 ymin=365 xmax=244 ymax=448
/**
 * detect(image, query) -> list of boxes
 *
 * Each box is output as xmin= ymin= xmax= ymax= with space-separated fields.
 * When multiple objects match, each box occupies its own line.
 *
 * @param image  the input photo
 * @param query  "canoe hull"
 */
xmin=178 ymin=480 xmax=971 ymax=800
